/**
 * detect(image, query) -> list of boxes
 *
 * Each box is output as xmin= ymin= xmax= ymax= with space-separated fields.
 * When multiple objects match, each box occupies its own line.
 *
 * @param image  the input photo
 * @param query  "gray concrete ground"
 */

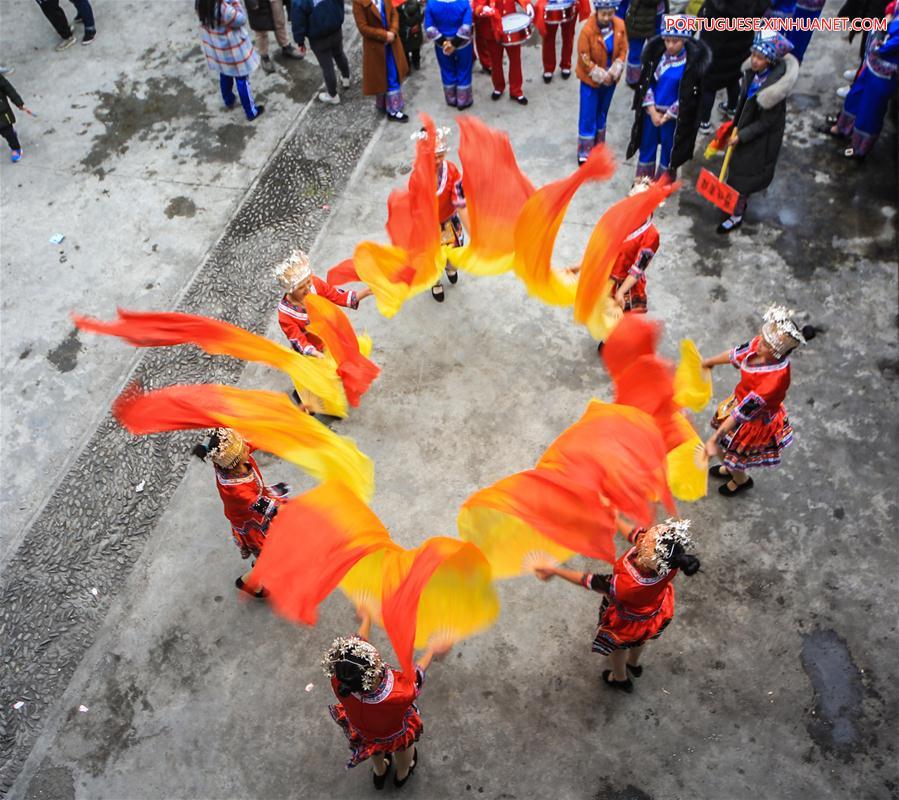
xmin=2 ymin=1 xmax=898 ymax=799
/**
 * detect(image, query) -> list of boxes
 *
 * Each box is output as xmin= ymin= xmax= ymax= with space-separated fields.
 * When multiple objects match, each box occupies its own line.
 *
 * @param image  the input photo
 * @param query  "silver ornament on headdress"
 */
xmin=321 ymin=635 xmax=385 ymax=692
xmin=410 ymin=126 xmax=452 ymax=153
xmin=653 ymin=518 xmax=694 ymax=577
xmin=761 ymin=305 xmax=806 ymax=358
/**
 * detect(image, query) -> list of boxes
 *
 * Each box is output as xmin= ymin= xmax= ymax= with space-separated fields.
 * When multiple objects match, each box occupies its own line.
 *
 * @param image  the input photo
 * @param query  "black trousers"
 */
xmin=35 ymin=0 xmax=73 ymax=39
xmin=310 ymin=29 xmax=350 ymax=97
xmin=700 ymin=81 xmax=740 ymax=124
xmin=0 ymin=124 xmax=21 ymax=151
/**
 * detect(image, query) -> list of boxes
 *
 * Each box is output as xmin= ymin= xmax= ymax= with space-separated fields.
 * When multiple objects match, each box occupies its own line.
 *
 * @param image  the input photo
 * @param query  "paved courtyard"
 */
xmin=1 ymin=2 xmax=897 ymax=799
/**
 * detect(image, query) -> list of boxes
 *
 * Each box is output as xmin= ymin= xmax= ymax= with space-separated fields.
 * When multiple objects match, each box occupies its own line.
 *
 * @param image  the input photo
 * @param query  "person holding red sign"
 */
xmin=717 ymin=29 xmax=798 ymax=233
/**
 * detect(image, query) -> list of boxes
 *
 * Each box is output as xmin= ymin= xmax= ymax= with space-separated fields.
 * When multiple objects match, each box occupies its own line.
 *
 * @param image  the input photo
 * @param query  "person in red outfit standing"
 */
xmin=534 ymin=518 xmax=700 ymax=693
xmin=474 ymin=0 xmax=535 ymax=103
xmin=703 ymin=305 xmax=815 ymax=497
xmin=472 ymin=0 xmax=494 ymax=72
xmin=323 ymin=612 xmax=451 ymax=789
xmin=275 ymin=249 xmax=373 ymax=357
xmin=192 ymin=428 xmax=290 ymax=597
xmin=538 ymin=0 xmax=590 ymax=84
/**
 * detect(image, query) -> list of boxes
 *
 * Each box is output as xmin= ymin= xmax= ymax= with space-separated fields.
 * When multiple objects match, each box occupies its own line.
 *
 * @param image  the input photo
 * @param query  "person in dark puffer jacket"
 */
xmin=626 ymin=16 xmax=711 ymax=181
xmin=698 ymin=0 xmax=769 ymax=131
xmin=717 ymin=30 xmax=799 ymax=233
xmin=293 ymin=0 xmax=352 ymax=103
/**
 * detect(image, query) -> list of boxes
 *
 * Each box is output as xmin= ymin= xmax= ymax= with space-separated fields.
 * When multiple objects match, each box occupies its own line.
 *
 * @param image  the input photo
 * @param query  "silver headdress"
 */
xmin=761 ymin=305 xmax=806 ymax=358
xmin=207 ymin=427 xmax=248 ymax=470
xmin=652 ymin=518 xmax=694 ymax=577
xmin=321 ymin=636 xmax=384 ymax=692
xmin=410 ymin=126 xmax=452 ymax=153
xmin=274 ymin=249 xmax=313 ymax=291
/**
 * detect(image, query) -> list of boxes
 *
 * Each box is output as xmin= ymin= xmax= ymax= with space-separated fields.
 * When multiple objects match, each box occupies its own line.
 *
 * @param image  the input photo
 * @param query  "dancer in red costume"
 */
xmin=534 ymin=518 xmax=700 ymax=693
xmin=609 ymin=176 xmax=659 ymax=313
xmin=276 ymin=249 xmax=372 ymax=357
xmin=192 ymin=428 xmax=289 ymax=596
xmin=474 ymin=0 xmax=535 ymax=103
xmin=323 ymin=612 xmax=451 ymax=789
xmin=418 ymin=126 xmax=470 ymax=302
xmin=703 ymin=305 xmax=815 ymax=497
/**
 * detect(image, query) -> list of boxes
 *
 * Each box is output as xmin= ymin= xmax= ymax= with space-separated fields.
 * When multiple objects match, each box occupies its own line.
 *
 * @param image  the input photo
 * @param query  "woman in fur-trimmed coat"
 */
xmin=717 ymin=31 xmax=799 ymax=233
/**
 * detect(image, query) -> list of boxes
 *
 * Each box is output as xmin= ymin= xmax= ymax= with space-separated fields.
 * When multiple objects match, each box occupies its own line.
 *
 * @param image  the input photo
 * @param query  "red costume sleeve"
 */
xmin=312 ymin=276 xmax=358 ymax=309
xmin=733 ymin=368 xmax=790 ymax=422
xmin=278 ymin=303 xmax=319 ymax=355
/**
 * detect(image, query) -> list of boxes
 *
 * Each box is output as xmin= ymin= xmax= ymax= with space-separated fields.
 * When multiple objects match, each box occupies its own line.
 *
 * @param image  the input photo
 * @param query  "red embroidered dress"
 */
xmin=582 ymin=528 xmax=676 ymax=654
xmin=711 ymin=335 xmax=793 ymax=471
xmin=329 ymin=665 xmax=425 ymax=767
xmin=215 ymin=453 xmax=285 ymax=558
xmin=277 ymin=276 xmax=359 ymax=355
xmin=437 ymin=160 xmax=466 ymax=247
xmin=609 ymin=216 xmax=659 ymax=313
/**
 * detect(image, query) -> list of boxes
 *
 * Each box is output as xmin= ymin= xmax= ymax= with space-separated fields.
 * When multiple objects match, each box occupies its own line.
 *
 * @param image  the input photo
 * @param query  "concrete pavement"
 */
xmin=2 ymin=2 xmax=898 ymax=799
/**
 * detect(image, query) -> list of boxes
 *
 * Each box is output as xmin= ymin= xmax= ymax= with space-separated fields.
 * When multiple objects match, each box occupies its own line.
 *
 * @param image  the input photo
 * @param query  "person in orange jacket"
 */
xmin=575 ymin=0 xmax=627 ymax=163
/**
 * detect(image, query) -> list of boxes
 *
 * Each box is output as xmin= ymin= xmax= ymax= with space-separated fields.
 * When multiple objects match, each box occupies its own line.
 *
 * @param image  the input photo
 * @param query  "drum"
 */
xmin=544 ymin=0 xmax=576 ymax=24
xmin=501 ymin=13 xmax=533 ymax=46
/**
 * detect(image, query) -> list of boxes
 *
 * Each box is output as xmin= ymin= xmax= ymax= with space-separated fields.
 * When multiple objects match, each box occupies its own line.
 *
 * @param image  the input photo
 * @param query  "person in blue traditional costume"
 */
xmin=717 ymin=30 xmax=798 ymax=233
xmin=785 ymin=0 xmax=825 ymax=62
xmin=826 ymin=2 xmax=899 ymax=160
xmin=576 ymin=0 xmax=627 ymax=164
xmin=425 ymin=0 xmax=475 ymax=108
xmin=626 ymin=15 xmax=710 ymax=182
xmin=354 ymin=0 xmax=411 ymax=122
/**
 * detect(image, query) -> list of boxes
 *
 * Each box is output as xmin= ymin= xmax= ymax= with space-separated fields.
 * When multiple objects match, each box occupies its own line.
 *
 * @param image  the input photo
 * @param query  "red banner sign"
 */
xmin=696 ymin=168 xmax=739 ymax=214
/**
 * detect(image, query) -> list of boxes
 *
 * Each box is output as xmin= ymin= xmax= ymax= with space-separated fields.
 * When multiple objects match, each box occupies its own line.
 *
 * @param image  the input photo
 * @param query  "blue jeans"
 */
xmin=219 ymin=74 xmax=259 ymax=119
xmin=69 ymin=0 xmax=95 ymax=32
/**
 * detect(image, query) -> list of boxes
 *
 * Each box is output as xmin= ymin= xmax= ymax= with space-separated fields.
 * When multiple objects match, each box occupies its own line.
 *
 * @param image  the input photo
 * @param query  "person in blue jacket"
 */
xmin=293 ymin=0 xmax=352 ymax=104
xmin=425 ymin=0 xmax=474 ymax=108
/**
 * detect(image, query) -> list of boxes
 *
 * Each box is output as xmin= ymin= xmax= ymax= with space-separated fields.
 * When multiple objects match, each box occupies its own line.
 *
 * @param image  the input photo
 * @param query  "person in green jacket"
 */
xmin=624 ymin=0 xmax=667 ymax=85
xmin=398 ymin=0 xmax=425 ymax=70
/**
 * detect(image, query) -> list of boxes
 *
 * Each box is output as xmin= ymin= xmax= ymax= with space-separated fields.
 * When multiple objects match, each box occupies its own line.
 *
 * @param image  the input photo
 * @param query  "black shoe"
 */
xmin=513 ymin=95 xmax=528 ymax=105
xmin=446 ymin=268 xmax=458 ymax=284
xmin=561 ymin=69 xmax=571 ymax=79
xmin=626 ymin=663 xmax=643 ymax=678
xmin=373 ymin=756 xmax=392 ymax=790
xmin=718 ymin=476 xmax=754 ymax=496
xmin=543 ymin=72 xmax=552 ymax=83
xmin=716 ymin=214 xmax=742 ymax=234
xmin=481 ymin=65 xmax=492 ymax=74
xmin=431 ymin=283 xmax=445 ymax=302
xmin=388 ymin=111 xmax=410 ymax=123
xmin=491 ymin=90 xmax=503 ymax=101
xmin=708 ymin=464 xmax=730 ymax=480
xmin=601 ymin=669 xmax=634 ymax=693
xmin=82 ymin=29 xmax=96 ymax=45
xmin=250 ymin=105 xmax=266 ymax=121
xmin=393 ymin=748 xmax=417 ymax=788
xmin=596 ymin=341 xmax=604 ymax=356
xmin=235 ymin=577 xmax=268 ymax=598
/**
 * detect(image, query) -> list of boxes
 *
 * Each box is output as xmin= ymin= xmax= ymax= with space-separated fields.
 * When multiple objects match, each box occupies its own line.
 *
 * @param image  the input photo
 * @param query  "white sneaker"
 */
xmin=836 ymin=85 xmax=850 ymax=98
xmin=340 ymin=75 xmax=350 ymax=89
xmin=318 ymin=91 xmax=340 ymax=105
xmin=842 ymin=69 xmax=856 ymax=81
xmin=55 ymin=35 xmax=76 ymax=51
